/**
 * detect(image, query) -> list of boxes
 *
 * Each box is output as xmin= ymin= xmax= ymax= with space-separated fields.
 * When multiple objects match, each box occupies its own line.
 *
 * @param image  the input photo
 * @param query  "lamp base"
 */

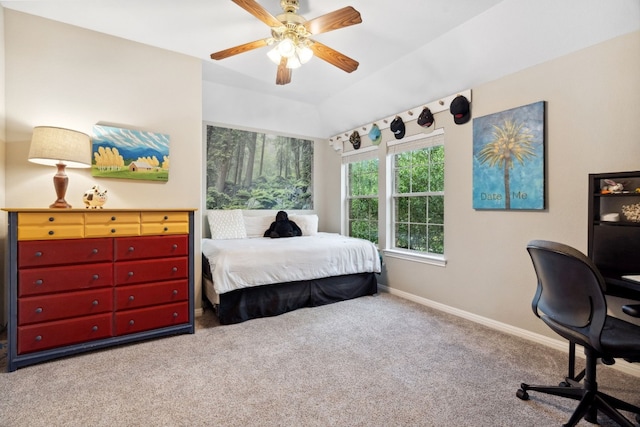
xmin=50 ymin=199 xmax=72 ymax=209
xmin=50 ymin=163 xmax=72 ymax=209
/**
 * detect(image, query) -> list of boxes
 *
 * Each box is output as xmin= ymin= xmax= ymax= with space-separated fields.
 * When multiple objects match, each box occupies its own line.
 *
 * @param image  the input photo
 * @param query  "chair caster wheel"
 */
xmin=516 ymin=388 xmax=529 ymax=400
xmin=559 ymin=381 xmax=570 ymax=387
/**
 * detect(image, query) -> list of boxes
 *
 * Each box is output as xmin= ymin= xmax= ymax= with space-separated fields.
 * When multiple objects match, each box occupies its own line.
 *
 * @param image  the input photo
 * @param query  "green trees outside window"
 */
xmin=393 ymin=145 xmax=444 ymax=255
xmin=347 ymin=159 xmax=379 ymax=244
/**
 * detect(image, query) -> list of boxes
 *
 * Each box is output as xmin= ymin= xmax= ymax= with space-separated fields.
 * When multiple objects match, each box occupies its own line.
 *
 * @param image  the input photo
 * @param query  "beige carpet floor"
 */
xmin=0 ymin=292 xmax=639 ymax=426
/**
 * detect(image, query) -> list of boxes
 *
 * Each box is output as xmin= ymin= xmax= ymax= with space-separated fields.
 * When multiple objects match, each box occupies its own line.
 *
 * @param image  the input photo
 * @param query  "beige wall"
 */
xmin=321 ymin=31 xmax=640 ymax=337
xmin=3 ymin=10 xmax=204 ymax=305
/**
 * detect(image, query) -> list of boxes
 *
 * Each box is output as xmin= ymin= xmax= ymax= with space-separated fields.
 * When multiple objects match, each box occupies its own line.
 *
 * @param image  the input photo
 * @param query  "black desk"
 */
xmin=602 ymin=273 xmax=640 ymax=302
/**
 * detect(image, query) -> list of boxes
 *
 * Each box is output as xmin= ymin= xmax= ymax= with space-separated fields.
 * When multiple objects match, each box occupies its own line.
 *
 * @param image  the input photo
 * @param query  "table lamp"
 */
xmin=28 ymin=126 xmax=92 ymax=208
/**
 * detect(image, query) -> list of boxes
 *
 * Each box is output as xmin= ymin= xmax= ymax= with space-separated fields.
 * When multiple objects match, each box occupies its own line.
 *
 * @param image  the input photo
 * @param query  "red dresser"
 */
xmin=4 ymin=208 xmax=196 ymax=371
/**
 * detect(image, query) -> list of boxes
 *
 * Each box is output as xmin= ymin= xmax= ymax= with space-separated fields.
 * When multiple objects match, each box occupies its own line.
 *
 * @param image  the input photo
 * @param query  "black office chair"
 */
xmin=516 ymin=240 xmax=640 ymax=427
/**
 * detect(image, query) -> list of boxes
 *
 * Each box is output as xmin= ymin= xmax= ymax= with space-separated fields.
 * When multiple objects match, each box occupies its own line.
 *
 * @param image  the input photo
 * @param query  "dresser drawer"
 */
xmin=141 ymin=211 xmax=189 ymax=223
xmin=141 ymin=222 xmax=189 ymax=235
xmin=18 ymin=238 xmax=113 ymax=268
xmin=114 ymin=256 xmax=188 ymax=286
xmin=140 ymin=211 xmax=189 ymax=235
xmin=115 ymin=302 xmax=189 ymax=335
xmin=18 ymin=288 xmax=114 ymax=325
xmin=18 ymin=212 xmax=85 ymax=241
xmin=114 ymin=235 xmax=189 ymax=261
xmin=19 ymin=262 xmax=113 ymax=297
xmin=18 ymin=313 xmax=113 ymax=354
xmin=84 ymin=211 xmax=141 ymax=237
xmin=115 ymin=280 xmax=188 ymax=310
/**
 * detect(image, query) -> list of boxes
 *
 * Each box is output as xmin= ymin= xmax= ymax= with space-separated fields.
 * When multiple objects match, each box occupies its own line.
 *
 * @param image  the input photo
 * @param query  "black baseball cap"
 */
xmin=390 ymin=116 xmax=405 ymax=139
xmin=450 ymin=95 xmax=471 ymax=125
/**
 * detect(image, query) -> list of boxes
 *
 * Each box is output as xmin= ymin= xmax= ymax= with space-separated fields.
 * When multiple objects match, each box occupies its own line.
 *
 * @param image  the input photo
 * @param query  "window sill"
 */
xmin=383 ymin=249 xmax=447 ymax=267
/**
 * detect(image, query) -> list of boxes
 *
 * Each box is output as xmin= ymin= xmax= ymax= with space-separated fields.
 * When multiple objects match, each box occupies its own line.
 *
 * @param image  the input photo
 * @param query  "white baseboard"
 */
xmin=378 ymin=284 xmax=640 ymax=378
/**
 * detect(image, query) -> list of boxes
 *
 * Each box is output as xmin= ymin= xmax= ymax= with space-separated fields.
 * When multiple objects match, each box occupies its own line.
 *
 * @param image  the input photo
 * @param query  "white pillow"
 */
xmin=243 ymin=215 xmax=273 ymax=238
xmin=289 ymin=214 xmax=319 ymax=236
xmin=207 ymin=210 xmax=247 ymax=239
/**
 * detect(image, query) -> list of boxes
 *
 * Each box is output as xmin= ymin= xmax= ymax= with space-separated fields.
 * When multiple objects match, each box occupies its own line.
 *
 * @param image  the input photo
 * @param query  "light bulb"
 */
xmin=277 ymin=38 xmax=296 ymax=58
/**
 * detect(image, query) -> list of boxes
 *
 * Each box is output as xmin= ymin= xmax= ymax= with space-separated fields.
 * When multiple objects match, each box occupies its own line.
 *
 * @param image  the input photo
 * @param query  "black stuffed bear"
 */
xmin=264 ymin=210 xmax=302 ymax=238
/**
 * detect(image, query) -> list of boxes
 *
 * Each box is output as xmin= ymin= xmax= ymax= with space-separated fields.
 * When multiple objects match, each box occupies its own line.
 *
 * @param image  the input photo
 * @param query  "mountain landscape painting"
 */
xmin=91 ymin=124 xmax=170 ymax=181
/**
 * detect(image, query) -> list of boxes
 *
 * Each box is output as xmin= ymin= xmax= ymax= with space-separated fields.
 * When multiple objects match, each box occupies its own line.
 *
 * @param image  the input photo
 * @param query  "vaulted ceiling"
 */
xmin=1 ymin=0 xmax=639 ymax=137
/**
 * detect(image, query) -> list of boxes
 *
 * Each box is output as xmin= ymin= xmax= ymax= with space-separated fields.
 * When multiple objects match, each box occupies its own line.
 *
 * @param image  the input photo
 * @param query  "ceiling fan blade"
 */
xmin=310 ymin=41 xmax=359 ymax=73
xmin=276 ymin=57 xmax=292 ymax=85
xmin=232 ymin=0 xmax=284 ymax=28
xmin=210 ymin=38 xmax=269 ymax=60
xmin=304 ymin=6 xmax=362 ymax=35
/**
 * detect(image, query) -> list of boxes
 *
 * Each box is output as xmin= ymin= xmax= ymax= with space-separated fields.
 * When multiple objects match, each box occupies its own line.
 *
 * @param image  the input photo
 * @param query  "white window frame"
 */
xmin=342 ymin=145 xmax=380 ymax=245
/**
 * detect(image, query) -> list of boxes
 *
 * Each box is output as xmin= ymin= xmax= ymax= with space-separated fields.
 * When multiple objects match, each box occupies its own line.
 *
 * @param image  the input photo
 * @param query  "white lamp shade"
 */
xmin=28 ymin=126 xmax=92 ymax=168
xmin=298 ymin=46 xmax=313 ymax=64
xmin=267 ymin=47 xmax=282 ymax=65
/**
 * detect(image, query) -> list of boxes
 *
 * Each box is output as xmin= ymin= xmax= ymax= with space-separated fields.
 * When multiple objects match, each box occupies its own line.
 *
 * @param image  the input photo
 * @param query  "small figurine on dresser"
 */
xmin=83 ymin=185 xmax=108 ymax=209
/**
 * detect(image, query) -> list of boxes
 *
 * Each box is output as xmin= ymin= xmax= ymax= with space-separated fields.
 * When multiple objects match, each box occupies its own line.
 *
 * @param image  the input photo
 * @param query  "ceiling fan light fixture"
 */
xmin=212 ymin=0 xmax=361 ymax=85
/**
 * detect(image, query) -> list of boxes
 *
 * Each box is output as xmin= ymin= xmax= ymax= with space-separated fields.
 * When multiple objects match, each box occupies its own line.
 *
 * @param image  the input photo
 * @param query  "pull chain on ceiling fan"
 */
xmin=210 ymin=0 xmax=362 ymax=85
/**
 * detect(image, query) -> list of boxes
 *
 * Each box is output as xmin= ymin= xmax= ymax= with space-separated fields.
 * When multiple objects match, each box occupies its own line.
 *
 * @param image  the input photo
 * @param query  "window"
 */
xmin=389 ymin=131 xmax=445 ymax=256
xmin=344 ymin=147 xmax=379 ymax=244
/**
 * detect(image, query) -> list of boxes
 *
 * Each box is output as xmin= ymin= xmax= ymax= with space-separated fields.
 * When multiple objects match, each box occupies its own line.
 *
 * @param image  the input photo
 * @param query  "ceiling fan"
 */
xmin=210 ymin=0 xmax=362 ymax=85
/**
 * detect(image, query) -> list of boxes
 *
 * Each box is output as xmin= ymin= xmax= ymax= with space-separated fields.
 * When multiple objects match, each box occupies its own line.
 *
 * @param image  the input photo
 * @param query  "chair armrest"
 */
xmin=622 ymin=304 xmax=640 ymax=318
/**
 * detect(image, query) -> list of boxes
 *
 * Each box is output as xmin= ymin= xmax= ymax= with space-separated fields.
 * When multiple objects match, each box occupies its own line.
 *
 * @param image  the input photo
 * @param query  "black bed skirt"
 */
xmin=214 ymin=272 xmax=378 ymax=325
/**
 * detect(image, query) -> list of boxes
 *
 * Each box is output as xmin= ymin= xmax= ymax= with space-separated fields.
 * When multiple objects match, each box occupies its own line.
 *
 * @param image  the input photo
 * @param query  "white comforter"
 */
xmin=202 ymin=233 xmax=381 ymax=294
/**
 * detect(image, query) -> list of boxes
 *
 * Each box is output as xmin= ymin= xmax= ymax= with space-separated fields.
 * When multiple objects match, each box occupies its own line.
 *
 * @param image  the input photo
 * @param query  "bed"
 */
xmin=202 ymin=210 xmax=381 ymax=324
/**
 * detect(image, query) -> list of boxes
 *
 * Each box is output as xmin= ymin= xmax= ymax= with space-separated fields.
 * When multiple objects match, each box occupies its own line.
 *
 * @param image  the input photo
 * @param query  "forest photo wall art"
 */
xmin=472 ymin=101 xmax=545 ymax=210
xmin=91 ymin=125 xmax=170 ymax=181
xmin=206 ymin=125 xmax=314 ymax=210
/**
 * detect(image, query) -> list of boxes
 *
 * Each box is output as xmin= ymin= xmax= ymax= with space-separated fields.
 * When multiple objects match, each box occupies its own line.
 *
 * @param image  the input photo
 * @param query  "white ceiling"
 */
xmin=1 ymin=0 xmax=639 ymax=137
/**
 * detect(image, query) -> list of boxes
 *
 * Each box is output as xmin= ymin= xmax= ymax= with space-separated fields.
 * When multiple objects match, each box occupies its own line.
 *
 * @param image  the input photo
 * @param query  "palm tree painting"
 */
xmin=472 ymin=101 xmax=545 ymax=209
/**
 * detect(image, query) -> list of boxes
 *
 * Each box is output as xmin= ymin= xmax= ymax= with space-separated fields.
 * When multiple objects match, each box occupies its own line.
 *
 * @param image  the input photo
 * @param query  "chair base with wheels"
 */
xmin=517 ymin=346 xmax=640 ymax=427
